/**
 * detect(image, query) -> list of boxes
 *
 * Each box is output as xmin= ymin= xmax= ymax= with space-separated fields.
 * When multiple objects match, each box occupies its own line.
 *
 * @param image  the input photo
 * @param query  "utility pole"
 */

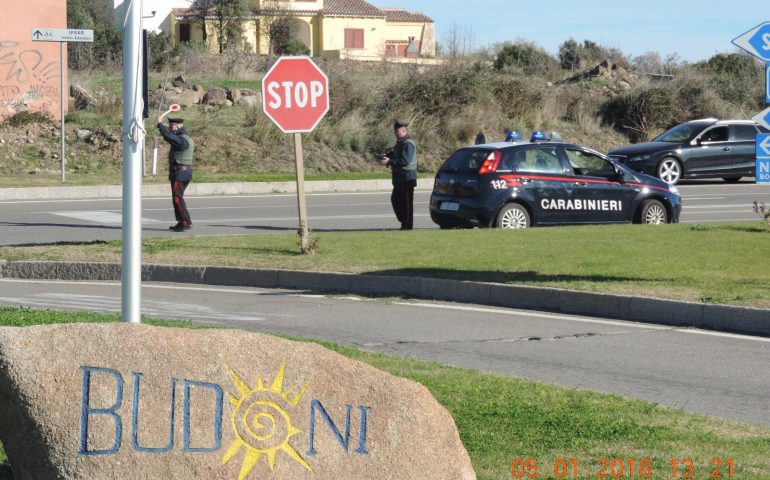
xmin=121 ymin=0 xmax=143 ymax=324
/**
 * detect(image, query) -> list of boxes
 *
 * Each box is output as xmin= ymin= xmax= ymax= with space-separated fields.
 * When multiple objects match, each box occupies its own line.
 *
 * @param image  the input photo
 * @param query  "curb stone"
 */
xmin=1 ymin=260 xmax=769 ymax=337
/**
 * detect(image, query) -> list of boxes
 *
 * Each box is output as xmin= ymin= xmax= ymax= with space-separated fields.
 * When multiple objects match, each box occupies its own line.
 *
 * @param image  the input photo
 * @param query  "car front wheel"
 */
xmin=638 ymin=199 xmax=668 ymax=225
xmin=496 ymin=204 xmax=530 ymax=229
xmin=657 ymin=157 xmax=682 ymax=185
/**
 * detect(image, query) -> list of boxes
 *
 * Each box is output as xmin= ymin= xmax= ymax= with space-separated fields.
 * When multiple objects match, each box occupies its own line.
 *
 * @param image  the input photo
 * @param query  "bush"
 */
xmin=494 ymin=42 xmax=558 ymax=77
xmin=3 ymin=111 xmax=52 ymax=127
xmin=277 ymin=39 xmax=310 ymax=56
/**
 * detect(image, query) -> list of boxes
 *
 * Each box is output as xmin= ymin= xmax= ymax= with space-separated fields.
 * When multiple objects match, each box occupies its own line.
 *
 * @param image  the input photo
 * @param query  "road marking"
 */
xmin=52 ymin=211 xmax=162 ymax=225
xmin=2 ymin=280 xmax=769 ymax=343
xmin=682 ymin=204 xmax=756 ymax=209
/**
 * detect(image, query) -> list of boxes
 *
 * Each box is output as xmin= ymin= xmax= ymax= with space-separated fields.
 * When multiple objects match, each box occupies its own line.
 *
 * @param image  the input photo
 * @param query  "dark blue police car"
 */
xmin=429 ymin=135 xmax=681 ymax=229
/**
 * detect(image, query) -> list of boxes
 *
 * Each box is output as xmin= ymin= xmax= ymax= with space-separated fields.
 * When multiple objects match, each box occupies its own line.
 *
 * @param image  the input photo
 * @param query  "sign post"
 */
xmin=32 ymin=28 xmax=94 ymax=182
xmin=261 ymin=56 xmax=329 ymax=252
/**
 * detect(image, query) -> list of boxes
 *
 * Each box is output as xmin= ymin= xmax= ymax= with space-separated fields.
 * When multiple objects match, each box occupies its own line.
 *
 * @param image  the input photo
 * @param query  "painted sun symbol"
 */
xmin=221 ymin=361 xmax=312 ymax=480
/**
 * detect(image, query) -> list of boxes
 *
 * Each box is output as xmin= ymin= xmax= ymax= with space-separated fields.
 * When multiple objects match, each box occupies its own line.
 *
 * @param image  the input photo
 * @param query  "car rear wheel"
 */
xmin=496 ymin=204 xmax=530 ymax=229
xmin=638 ymin=199 xmax=668 ymax=225
xmin=657 ymin=157 xmax=682 ymax=185
xmin=722 ymin=176 xmax=741 ymax=183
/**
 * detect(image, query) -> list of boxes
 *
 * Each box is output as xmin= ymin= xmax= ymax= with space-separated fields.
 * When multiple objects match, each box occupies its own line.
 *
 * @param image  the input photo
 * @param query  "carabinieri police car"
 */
xmin=429 ymin=133 xmax=681 ymax=229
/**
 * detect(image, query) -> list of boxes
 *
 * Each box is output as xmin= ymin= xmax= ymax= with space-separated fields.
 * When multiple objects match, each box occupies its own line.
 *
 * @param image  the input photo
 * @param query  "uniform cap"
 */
xmin=168 ymin=118 xmax=184 ymax=125
xmin=393 ymin=119 xmax=409 ymax=129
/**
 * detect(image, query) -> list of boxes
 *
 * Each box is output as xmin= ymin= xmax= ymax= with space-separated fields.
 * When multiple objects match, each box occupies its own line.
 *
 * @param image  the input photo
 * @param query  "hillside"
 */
xmin=0 ymin=48 xmax=764 ymax=187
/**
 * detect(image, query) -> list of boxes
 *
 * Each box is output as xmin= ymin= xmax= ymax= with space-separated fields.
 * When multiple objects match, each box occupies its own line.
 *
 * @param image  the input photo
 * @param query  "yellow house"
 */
xmin=170 ymin=0 xmax=435 ymax=60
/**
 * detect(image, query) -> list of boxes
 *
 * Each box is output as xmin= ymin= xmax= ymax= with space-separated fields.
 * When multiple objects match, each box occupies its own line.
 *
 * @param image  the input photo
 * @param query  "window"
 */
xmin=179 ymin=23 xmax=191 ymax=43
xmin=699 ymin=126 xmax=728 ymax=143
xmin=732 ymin=124 xmax=759 ymax=141
xmin=502 ymin=147 xmax=561 ymax=173
xmin=440 ymin=149 xmax=489 ymax=174
xmin=565 ymin=149 xmax=616 ymax=178
xmin=344 ymin=28 xmax=364 ymax=49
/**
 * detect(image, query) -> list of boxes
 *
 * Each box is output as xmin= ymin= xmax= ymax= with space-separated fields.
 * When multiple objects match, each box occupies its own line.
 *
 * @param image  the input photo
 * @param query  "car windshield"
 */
xmin=653 ymin=123 xmax=709 ymax=143
xmin=439 ymin=149 xmax=490 ymax=174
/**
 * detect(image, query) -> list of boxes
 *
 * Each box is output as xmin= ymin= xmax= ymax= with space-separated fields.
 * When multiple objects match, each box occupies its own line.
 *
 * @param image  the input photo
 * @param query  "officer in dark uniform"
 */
xmin=157 ymin=116 xmax=194 ymax=232
xmin=380 ymin=119 xmax=417 ymax=230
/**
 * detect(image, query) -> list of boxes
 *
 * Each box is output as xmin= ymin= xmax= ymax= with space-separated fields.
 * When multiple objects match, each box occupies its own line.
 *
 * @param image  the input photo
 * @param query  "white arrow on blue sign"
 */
xmin=753 ymin=106 xmax=770 ymax=131
xmin=732 ymin=22 xmax=770 ymax=62
xmin=757 ymin=133 xmax=770 ymax=184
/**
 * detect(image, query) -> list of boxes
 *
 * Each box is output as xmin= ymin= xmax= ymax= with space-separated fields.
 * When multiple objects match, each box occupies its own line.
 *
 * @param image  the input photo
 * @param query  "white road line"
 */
xmin=395 ymin=301 xmax=770 ymax=343
xmin=2 ymin=279 xmax=768 ymax=343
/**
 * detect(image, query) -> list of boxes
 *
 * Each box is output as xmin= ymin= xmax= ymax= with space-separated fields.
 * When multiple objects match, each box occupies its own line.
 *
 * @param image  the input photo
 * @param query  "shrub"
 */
xmin=277 ymin=39 xmax=310 ymax=56
xmin=494 ymin=42 xmax=558 ymax=77
xmin=3 ymin=111 xmax=52 ymax=127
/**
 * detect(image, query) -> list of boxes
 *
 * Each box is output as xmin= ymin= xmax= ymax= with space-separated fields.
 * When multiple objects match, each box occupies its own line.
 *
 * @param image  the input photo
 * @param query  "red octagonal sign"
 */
xmin=261 ymin=56 xmax=329 ymax=133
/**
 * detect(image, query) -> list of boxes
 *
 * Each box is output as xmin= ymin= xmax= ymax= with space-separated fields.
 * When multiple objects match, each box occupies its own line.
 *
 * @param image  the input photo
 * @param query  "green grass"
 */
xmin=2 ymin=222 xmax=770 ymax=308
xmin=0 ymin=307 xmax=768 ymax=479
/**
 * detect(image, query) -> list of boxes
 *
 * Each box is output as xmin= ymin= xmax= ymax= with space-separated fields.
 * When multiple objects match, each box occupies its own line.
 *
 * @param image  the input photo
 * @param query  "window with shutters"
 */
xmin=344 ymin=28 xmax=364 ymax=49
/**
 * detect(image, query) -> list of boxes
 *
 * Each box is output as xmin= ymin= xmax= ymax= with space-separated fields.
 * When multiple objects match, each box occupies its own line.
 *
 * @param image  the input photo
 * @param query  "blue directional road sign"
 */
xmin=753 ymin=106 xmax=770 ymax=131
xmin=757 ymin=133 xmax=770 ymax=184
xmin=732 ymin=22 xmax=770 ymax=62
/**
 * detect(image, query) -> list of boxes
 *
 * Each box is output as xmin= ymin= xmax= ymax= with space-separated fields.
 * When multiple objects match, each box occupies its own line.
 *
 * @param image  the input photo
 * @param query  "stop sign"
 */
xmin=261 ymin=56 xmax=329 ymax=133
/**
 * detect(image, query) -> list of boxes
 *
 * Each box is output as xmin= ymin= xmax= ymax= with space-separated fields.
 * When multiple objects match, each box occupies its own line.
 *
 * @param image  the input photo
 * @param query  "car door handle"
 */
xmin=574 ymin=181 xmax=587 ymax=186
xmin=723 ymin=147 xmax=731 ymax=151
xmin=520 ymin=178 xmax=532 ymax=184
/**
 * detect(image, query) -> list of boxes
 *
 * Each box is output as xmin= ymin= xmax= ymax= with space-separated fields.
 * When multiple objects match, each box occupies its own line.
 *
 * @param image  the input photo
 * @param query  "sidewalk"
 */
xmin=0 ymin=179 xmax=434 ymax=201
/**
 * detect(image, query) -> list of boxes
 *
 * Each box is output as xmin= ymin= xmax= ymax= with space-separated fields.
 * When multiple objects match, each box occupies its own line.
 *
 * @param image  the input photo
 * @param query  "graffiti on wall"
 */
xmin=0 ymin=39 xmax=60 ymax=117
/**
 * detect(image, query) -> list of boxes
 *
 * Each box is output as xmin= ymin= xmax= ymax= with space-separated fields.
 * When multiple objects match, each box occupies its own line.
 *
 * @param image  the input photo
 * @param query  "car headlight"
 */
xmin=629 ymin=154 xmax=650 ymax=162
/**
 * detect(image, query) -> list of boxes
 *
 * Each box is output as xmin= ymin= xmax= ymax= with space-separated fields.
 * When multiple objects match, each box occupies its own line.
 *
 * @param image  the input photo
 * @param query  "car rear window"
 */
xmin=732 ymin=124 xmax=759 ymax=141
xmin=439 ymin=149 xmax=490 ymax=174
xmin=654 ymin=122 xmax=711 ymax=142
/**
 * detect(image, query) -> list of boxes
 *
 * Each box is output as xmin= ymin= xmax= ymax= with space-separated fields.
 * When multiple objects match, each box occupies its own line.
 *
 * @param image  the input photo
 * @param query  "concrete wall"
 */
xmin=320 ymin=17 xmax=386 ymax=59
xmin=0 ymin=0 xmax=67 ymax=123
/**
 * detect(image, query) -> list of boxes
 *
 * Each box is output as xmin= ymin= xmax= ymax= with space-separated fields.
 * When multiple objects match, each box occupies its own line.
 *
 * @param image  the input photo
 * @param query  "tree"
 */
xmin=67 ymin=0 xmax=122 ymax=70
xmin=199 ymin=0 xmax=250 ymax=54
xmin=260 ymin=1 xmax=296 ymax=60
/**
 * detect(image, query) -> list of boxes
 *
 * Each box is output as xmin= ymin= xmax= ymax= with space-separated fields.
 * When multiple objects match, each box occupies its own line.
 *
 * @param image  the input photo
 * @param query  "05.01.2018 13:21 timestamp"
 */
xmin=511 ymin=457 xmax=734 ymax=478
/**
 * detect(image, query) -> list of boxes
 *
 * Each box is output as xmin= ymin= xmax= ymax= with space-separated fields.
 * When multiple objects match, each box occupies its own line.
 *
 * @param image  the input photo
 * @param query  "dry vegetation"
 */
xmin=0 ymin=45 xmax=765 ymax=185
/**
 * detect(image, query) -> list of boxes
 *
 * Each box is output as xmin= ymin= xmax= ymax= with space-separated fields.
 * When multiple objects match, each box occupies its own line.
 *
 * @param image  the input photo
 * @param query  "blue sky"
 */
xmin=369 ymin=0 xmax=769 ymax=62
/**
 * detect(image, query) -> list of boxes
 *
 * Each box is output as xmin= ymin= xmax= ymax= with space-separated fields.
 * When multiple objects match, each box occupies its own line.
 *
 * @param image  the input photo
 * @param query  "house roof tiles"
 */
xmin=173 ymin=1 xmax=433 ymax=24
xmin=322 ymin=0 xmax=385 ymax=18
xmin=381 ymin=8 xmax=433 ymax=23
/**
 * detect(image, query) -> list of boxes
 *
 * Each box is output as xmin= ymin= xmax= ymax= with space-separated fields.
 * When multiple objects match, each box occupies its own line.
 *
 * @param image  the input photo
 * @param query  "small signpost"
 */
xmin=32 ymin=28 xmax=94 ymax=182
xmin=261 ymin=56 xmax=330 ymax=252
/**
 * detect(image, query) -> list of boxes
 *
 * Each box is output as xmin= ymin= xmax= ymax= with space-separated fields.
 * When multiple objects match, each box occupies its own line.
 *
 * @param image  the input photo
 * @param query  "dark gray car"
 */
xmin=607 ymin=119 xmax=769 ymax=185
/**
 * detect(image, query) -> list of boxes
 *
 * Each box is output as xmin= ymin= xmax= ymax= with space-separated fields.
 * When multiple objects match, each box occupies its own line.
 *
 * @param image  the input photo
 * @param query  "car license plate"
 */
xmin=440 ymin=202 xmax=460 ymax=211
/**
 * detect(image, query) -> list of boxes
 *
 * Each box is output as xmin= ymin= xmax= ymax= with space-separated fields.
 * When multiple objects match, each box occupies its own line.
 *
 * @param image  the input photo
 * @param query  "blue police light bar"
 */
xmin=511 ymin=131 xmax=522 ymax=140
xmin=530 ymin=131 xmax=546 ymax=142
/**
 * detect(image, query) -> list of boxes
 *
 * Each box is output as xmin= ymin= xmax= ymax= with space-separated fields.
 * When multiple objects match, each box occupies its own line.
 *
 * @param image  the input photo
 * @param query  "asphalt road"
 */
xmin=1 ymin=277 xmax=768 ymax=427
xmin=1 ymin=180 xmax=769 ymax=245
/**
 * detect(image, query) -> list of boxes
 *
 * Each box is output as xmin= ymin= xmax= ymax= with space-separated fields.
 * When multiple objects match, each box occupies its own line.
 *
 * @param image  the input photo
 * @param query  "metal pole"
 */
xmin=121 ymin=0 xmax=143 ymax=324
xmin=293 ymin=132 xmax=309 ymax=252
xmin=59 ymin=41 xmax=65 ymax=182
